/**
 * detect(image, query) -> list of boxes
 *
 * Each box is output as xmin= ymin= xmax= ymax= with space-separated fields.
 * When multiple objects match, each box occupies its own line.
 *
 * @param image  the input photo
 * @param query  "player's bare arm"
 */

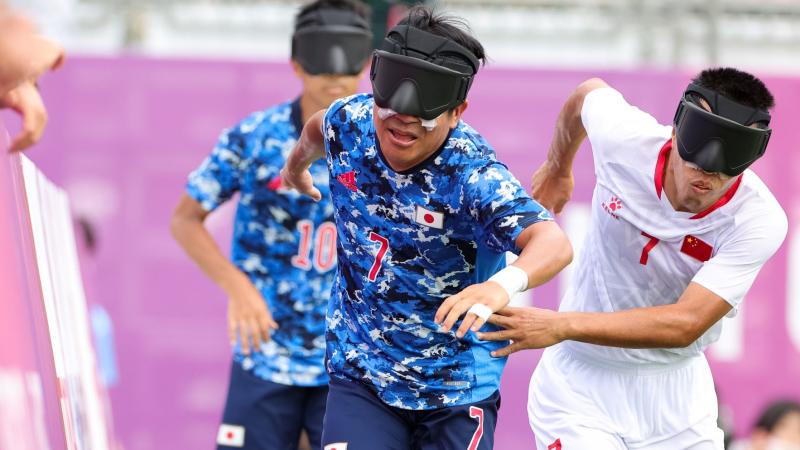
xmin=170 ymin=194 xmax=278 ymax=355
xmin=435 ymin=220 xmax=573 ymax=338
xmin=280 ymin=109 xmax=326 ymax=201
xmin=530 ymin=77 xmax=609 ymax=214
xmin=479 ymin=282 xmax=731 ymax=357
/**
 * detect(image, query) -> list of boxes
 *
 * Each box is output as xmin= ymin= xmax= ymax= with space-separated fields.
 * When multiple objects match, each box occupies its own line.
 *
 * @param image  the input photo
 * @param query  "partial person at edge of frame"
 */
xmin=0 ymin=4 xmax=64 ymax=152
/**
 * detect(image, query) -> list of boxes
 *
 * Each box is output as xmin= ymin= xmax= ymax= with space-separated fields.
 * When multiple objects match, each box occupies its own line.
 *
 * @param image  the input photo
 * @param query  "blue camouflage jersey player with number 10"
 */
xmin=281 ymin=6 xmax=573 ymax=450
xmin=170 ymin=1 xmax=373 ymax=449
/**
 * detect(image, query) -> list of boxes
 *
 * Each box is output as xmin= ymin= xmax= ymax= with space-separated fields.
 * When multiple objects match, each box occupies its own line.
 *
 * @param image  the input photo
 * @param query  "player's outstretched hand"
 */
xmin=226 ymin=277 xmax=279 ymax=356
xmin=434 ymin=281 xmax=510 ymax=339
xmin=1 ymin=81 xmax=47 ymax=152
xmin=279 ymin=166 xmax=321 ymax=202
xmin=530 ymin=161 xmax=574 ymax=215
xmin=476 ymin=306 xmax=562 ymax=357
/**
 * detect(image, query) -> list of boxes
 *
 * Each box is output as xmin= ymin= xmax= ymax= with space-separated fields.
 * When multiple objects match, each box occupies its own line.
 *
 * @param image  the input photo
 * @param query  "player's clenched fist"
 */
xmin=530 ymin=160 xmax=574 ymax=215
xmin=280 ymin=165 xmax=321 ymax=201
xmin=434 ymin=281 xmax=510 ymax=339
xmin=281 ymin=109 xmax=326 ymax=202
xmin=476 ymin=306 xmax=563 ymax=357
xmin=225 ymin=276 xmax=279 ymax=355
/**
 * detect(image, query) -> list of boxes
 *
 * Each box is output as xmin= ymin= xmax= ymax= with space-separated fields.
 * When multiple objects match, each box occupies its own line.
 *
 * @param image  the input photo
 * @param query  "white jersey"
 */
xmin=560 ymin=87 xmax=788 ymax=365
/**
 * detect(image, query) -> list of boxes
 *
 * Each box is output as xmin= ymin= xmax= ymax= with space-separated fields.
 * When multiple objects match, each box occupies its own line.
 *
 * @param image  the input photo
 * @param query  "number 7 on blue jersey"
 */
xmin=368 ymin=232 xmax=389 ymax=281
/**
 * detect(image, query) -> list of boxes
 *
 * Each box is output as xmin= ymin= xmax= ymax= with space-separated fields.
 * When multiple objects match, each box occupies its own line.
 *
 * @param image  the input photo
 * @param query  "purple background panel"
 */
xmin=17 ymin=57 xmax=800 ymax=450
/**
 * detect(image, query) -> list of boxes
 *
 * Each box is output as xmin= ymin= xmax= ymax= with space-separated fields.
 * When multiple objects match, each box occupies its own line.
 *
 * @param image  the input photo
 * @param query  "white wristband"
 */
xmin=488 ymin=265 xmax=529 ymax=300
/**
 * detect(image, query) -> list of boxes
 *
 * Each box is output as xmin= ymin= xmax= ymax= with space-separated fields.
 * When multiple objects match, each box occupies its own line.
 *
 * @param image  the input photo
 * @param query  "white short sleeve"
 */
xmin=580 ymin=87 xmax=671 ymax=172
xmin=692 ymin=206 xmax=788 ymax=312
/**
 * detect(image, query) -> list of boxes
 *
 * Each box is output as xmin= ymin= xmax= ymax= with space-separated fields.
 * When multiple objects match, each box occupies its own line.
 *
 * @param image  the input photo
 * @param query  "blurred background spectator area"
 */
xmin=10 ymin=0 xmax=800 ymax=73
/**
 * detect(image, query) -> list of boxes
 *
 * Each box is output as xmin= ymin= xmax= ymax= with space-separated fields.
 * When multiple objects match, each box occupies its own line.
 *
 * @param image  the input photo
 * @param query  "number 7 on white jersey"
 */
xmin=640 ymin=231 xmax=660 ymax=265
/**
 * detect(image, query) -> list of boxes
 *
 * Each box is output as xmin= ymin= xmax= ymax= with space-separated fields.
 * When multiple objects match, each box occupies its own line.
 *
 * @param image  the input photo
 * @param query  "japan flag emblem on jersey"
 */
xmin=415 ymin=205 xmax=444 ymax=229
xmin=325 ymin=444 xmax=348 ymax=450
xmin=216 ymin=424 xmax=245 ymax=447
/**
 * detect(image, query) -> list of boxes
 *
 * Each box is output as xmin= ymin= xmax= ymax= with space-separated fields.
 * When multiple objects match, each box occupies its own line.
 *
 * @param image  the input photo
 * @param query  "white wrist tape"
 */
xmin=488 ymin=265 xmax=529 ymax=300
xmin=467 ymin=303 xmax=492 ymax=320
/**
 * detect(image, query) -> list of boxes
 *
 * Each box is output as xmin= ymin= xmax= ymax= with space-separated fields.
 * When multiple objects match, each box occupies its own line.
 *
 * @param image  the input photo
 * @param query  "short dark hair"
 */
xmin=693 ymin=67 xmax=775 ymax=111
xmin=397 ymin=5 xmax=487 ymax=68
xmin=295 ymin=0 xmax=370 ymax=30
xmin=754 ymin=399 xmax=800 ymax=432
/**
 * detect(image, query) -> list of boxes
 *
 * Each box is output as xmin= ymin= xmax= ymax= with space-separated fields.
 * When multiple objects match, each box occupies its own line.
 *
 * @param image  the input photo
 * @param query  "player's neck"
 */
xmin=299 ymin=93 xmax=325 ymax=126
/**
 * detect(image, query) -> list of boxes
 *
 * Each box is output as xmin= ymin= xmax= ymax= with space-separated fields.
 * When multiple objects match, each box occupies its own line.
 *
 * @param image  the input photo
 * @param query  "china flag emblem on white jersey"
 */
xmin=414 ymin=205 xmax=444 ymax=229
xmin=217 ymin=424 xmax=245 ymax=447
xmin=681 ymin=235 xmax=713 ymax=262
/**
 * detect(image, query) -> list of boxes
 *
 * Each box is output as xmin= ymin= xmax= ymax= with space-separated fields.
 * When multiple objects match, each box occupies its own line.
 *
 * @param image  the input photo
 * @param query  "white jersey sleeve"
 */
xmin=692 ymin=191 xmax=788 ymax=312
xmin=581 ymin=87 xmax=672 ymax=178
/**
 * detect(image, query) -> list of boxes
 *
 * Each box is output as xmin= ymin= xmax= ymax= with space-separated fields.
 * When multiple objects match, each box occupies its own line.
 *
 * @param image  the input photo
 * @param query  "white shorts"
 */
xmin=528 ymin=344 xmax=724 ymax=450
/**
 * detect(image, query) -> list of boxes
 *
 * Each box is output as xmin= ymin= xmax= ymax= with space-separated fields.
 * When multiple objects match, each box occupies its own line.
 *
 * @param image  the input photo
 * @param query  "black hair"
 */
xmin=295 ymin=0 xmax=370 ymax=31
xmin=754 ymin=399 xmax=800 ymax=432
xmin=693 ymin=67 xmax=775 ymax=111
xmin=397 ymin=5 xmax=487 ymax=68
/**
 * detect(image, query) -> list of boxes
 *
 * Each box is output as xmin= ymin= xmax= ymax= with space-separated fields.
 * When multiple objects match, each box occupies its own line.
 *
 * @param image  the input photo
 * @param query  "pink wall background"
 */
xmin=11 ymin=57 xmax=798 ymax=450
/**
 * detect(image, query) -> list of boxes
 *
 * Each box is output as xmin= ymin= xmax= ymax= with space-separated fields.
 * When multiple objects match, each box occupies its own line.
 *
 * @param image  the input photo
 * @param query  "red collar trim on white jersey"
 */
xmin=654 ymin=138 xmax=743 ymax=220
xmin=654 ymin=139 xmax=671 ymax=200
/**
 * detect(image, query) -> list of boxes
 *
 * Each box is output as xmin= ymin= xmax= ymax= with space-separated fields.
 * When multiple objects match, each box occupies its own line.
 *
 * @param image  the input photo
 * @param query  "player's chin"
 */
xmin=680 ymin=193 xmax=705 ymax=212
xmin=322 ymin=90 xmax=347 ymax=105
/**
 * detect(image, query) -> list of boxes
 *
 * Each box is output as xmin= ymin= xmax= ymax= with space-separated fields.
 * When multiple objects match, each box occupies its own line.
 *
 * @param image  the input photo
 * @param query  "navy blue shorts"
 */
xmin=321 ymin=377 xmax=500 ymax=450
xmin=216 ymin=361 xmax=328 ymax=450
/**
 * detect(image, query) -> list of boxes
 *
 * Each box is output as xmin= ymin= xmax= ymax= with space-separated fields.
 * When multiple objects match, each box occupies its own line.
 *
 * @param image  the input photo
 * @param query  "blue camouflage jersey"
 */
xmin=322 ymin=94 xmax=553 ymax=409
xmin=187 ymin=99 xmax=334 ymax=386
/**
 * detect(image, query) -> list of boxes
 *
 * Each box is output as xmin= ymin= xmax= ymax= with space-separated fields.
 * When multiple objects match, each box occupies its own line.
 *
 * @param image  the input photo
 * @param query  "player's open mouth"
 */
xmin=691 ymin=182 xmax=711 ymax=194
xmin=387 ymin=127 xmax=419 ymax=147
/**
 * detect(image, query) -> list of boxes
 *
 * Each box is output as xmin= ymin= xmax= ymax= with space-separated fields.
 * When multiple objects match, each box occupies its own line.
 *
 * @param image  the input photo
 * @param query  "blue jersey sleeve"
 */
xmin=322 ymin=94 xmax=372 ymax=157
xmin=322 ymin=96 xmax=348 ymax=147
xmin=466 ymin=162 xmax=553 ymax=253
xmin=186 ymin=125 xmax=249 ymax=212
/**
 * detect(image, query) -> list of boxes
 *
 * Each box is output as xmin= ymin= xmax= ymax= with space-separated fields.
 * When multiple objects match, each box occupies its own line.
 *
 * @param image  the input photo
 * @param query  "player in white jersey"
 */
xmin=478 ymin=68 xmax=788 ymax=449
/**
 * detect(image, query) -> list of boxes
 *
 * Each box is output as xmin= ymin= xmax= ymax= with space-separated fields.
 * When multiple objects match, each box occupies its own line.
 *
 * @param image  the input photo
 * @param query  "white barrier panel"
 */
xmin=20 ymin=155 xmax=114 ymax=450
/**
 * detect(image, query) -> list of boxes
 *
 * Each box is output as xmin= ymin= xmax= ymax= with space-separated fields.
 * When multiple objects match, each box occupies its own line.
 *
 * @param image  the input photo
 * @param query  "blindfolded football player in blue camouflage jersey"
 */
xmin=281 ymin=6 xmax=573 ymax=450
xmin=170 ymin=1 xmax=372 ymax=448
